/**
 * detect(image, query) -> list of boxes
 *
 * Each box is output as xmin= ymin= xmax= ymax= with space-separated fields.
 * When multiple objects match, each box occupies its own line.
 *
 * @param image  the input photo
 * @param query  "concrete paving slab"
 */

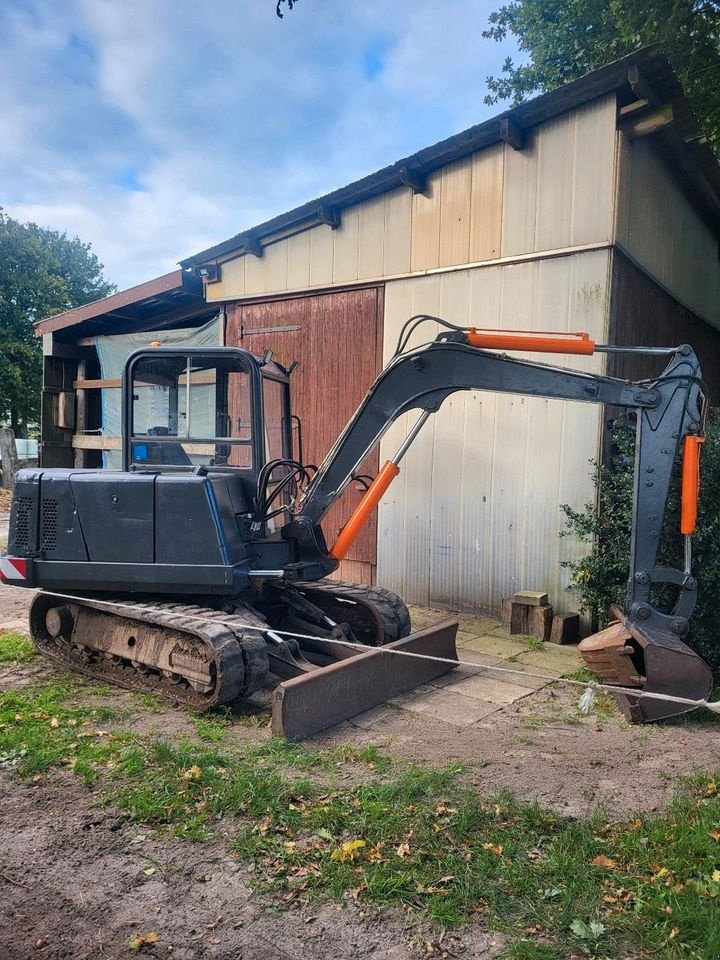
xmin=450 ymin=674 xmax=537 ymax=704
xmin=347 ymin=704 xmax=397 ymax=730
xmin=515 ymin=647 xmax=583 ymax=677
xmin=390 ymin=687 xmax=500 ymax=727
xmin=488 ymin=659 xmax=556 ymax=690
xmin=453 ymin=614 xmax=502 ymax=635
xmin=429 ymin=649 xmax=506 ymax=688
xmin=458 ymin=634 xmax=534 ymax=659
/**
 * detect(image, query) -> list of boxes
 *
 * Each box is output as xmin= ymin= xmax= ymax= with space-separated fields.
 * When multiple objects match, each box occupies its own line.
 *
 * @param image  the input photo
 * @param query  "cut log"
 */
xmin=549 ymin=613 xmax=580 ymax=645
xmin=0 ymin=428 xmax=19 ymax=492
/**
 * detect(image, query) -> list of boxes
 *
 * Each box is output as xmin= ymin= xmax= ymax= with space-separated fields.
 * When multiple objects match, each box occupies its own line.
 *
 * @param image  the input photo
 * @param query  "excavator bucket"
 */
xmin=579 ymin=607 xmax=713 ymax=722
xmin=272 ymin=621 xmax=459 ymax=739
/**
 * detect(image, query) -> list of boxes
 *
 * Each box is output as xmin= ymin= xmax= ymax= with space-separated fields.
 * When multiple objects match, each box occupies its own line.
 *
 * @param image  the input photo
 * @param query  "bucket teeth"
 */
xmin=579 ymin=611 xmax=713 ymax=723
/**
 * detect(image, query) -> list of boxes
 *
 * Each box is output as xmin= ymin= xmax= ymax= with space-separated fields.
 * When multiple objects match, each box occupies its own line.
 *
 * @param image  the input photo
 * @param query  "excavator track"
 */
xmin=291 ymin=579 xmax=411 ymax=645
xmin=29 ymin=593 xmax=269 ymax=709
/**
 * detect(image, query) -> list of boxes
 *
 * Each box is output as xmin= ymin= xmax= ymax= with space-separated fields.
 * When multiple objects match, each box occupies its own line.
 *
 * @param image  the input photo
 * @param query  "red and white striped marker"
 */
xmin=0 ymin=557 xmax=27 ymax=582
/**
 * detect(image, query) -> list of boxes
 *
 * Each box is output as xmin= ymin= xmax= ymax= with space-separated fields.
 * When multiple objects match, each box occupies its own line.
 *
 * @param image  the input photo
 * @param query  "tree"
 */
xmin=0 ymin=209 xmax=115 ymax=436
xmin=483 ymin=0 xmax=720 ymax=149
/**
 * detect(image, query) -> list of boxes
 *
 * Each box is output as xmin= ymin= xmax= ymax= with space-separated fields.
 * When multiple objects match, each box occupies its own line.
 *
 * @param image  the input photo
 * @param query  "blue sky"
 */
xmin=1 ymin=0 xmax=521 ymax=291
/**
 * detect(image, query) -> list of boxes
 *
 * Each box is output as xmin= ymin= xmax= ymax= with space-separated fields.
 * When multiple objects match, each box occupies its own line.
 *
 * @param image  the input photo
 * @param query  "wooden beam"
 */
xmin=618 ymin=98 xmax=650 ymax=118
xmin=74 ymin=360 xmax=88 ymax=468
xmin=316 ymin=205 xmax=341 ymax=229
xmin=398 ymin=166 xmax=428 ymax=196
xmin=47 ymin=340 xmax=97 ymax=360
xmin=72 ymin=435 xmax=121 ymax=450
xmin=73 ymin=378 xmax=121 ymax=390
xmin=627 ymin=64 xmax=659 ymax=106
xmin=619 ymin=102 xmax=674 ymax=141
xmin=499 ymin=116 xmax=525 ymax=151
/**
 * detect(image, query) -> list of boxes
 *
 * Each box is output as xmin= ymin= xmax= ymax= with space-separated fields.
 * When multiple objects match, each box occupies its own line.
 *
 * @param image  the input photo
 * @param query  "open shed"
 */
xmin=38 ymin=46 xmax=720 ymax=615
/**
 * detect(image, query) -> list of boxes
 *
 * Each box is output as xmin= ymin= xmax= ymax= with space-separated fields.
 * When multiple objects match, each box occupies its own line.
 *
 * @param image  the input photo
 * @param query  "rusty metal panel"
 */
xmin=615 ymin=135 xmax=720 ymax=327
xmin=227 ymin=287 xmax=383 ymax=571
xmin=378 ymin=250 xmax=611 ymax=615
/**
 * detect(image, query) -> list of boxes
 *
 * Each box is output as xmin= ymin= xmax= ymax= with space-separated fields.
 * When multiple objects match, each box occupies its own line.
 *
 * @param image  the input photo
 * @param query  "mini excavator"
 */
xmin=1 ymin=318 xmax=712 ymax=736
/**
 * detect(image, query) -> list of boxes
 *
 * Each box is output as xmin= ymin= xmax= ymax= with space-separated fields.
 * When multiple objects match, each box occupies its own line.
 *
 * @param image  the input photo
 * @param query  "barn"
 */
xmin=37 ymin=46 xmax=720 ymax=618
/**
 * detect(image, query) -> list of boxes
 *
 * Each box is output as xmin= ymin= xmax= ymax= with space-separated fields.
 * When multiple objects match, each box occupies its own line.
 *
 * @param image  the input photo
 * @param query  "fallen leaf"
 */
xmin=183 ymin=765 xmax=202 ymax=781
xmin=482 ymin=843 xmax=503 ymax=857
xmin=127 ymin=931 xmax=159 ymax=952
xmin=331 ymin=839 xmax=366 ymax=862
xmin=705 ymin=782 xmax=717 ymax=796
xmin=668 ymin=927 xmax=680 ymax=941
xmin=708 ymin=828 xmax=720 ymax=842
xmin=713 ymin=870 xmax=720 ymax=883
xmin=142 ymin=867 xmax=156 ymax=877
xmin=50 ymin=717 xmax=59 ymax=728
xmin=394 ymin=842 xmax=411 ymax=858
xmin=592 ymin=854 xmax=618 ymax=870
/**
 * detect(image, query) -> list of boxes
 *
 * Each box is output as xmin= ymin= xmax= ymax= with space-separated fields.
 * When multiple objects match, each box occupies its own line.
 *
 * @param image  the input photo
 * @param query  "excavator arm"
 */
xmin=284 ymin=326 xmax=710 ymax=721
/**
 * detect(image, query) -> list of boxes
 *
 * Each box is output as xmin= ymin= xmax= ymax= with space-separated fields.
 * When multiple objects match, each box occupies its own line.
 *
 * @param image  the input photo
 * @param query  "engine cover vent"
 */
xmin=41 ymin=499 xmax=58 ymax=553
xmin=11 ymin=497 xmax=33 ymax=552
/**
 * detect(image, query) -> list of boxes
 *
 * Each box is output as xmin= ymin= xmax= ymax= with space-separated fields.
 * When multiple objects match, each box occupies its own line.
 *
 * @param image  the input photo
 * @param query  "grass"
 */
xmin=0 ymin=630 xmax=35 ymax=664
xmin=3 ymin=639 xmax=720 ymax=957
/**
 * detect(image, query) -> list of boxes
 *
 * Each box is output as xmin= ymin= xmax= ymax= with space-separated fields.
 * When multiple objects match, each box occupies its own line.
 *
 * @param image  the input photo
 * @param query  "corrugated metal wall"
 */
xmin=615 ymin=135 xmax=720 ymax=328
xmin=376 ymin=249 xmax=611 ymax=613
xmin=205 ymin=94 xmax=618 ymax=302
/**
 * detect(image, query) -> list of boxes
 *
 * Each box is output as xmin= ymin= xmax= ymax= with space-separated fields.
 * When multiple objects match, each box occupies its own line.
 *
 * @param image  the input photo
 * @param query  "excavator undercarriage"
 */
xmin=2 ymin=319 xmax=714 ymax=734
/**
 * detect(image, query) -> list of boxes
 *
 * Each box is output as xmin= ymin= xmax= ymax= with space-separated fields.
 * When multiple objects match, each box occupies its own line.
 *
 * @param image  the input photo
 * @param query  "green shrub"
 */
xmin=561 ymin=409 xmax=720 ymax=679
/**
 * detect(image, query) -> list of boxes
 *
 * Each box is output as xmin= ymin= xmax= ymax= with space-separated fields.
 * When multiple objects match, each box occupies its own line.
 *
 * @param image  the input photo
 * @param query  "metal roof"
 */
xmin=36 ymin=269 xmax=207 ymax=338
xmin=180 ymin=45 xmax=720 ymax=269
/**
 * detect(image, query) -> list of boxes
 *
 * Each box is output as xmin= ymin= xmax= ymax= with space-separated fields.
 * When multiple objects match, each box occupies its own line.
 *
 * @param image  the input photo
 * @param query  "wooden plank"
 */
xmin=469 ymin=145 xmax=503 ymax=261
xmin=207 ymin=254 xmax=245 ymax=301
xmin=410 ymin=169 xmax=442 ymax=271
xmin=438 ymin=158 xmax=472 ymax=268
xmin=383 ymin=187 xmax=412 ymax=276
xmin=357 ymin=196 xmax=385 ymax=279
xmin=244 ymin=246 xmax=268 ymax=295
xmin=263 ymin=239 xmax=289 ymax=294
xmin=286 ymin=231 xmax=311 ymax=290
xmin=73 ymin=378 xmax=122 ymax=389
xmin=309 ymin=224 xmax=334 ymax=286
xmin=332 ymin=206 xmax=360 ymax=283
xmin=501 ymin=134 xmax=538 ymax=256
xmin=619 ymin=102 xmax=673 ymax=141
xmin=73 ymin=435 xmax=122 ymax=450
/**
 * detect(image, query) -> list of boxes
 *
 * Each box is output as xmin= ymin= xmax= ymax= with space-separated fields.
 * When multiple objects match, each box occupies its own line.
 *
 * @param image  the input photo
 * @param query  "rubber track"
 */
xmin=295 ymin=579 xmax=411 ymax=644
xmin=30 ymin=594 xmax=269 ymax=709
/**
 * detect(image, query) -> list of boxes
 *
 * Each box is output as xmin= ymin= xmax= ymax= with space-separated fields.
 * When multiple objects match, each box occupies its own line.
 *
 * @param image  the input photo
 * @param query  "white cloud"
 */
xmin=1 ymin=0 xmax=521 ymax=289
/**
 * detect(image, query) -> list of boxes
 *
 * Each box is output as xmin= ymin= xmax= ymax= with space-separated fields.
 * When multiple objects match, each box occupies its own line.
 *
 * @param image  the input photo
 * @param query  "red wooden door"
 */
xmin=227 ymin=287 xmax=383 ymax=584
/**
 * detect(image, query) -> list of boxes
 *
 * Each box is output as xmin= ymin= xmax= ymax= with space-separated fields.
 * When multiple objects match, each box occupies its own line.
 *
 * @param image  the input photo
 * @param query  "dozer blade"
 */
xmin=271 ymin=620 xmax=458 ymax=740
xmin=579 ymin=606 xmax=713 ymax=723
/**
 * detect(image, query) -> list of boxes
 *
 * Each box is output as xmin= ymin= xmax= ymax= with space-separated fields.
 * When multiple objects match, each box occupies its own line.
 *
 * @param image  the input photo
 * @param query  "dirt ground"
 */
xmin=2 ymin=582 xmax=720 ymax=959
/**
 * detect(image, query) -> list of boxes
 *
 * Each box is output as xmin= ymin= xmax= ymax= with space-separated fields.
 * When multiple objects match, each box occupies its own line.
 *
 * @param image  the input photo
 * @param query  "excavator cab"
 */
xmin=124 ymin=346 xmax=292 ymax=481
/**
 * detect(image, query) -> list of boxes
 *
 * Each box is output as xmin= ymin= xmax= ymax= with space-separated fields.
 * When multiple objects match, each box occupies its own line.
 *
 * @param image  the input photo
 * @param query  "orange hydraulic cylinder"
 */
xmin=330 ymin=460 xmax=401 ymax=561
xmin=466 ymin=329 xmax=595 ymax=355
xmin=681 ymin=435 xmax=705 ymax=535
